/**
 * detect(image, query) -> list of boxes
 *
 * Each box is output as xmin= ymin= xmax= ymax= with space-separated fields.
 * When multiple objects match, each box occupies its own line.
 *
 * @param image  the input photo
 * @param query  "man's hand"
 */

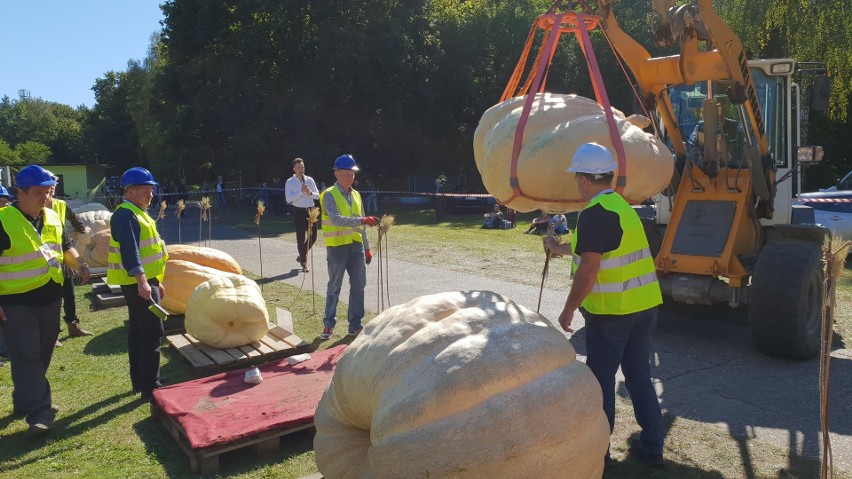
xmin=365 ymin=249 xmax=373 ymax=265
xmin=77 ymin=264 xmax=91 ymax=285
xmin=557 ymin=308 xmax=575 ymax=333
xmin=361 ymin=216 xmax=379 ymax=226
xmin=137 ymin=279 xmax=152 ymax=301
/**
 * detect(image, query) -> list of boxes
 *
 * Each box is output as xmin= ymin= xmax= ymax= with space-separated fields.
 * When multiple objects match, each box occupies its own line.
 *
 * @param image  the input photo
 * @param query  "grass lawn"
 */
xmin=0 ymin=202 xmax=849 ymax=478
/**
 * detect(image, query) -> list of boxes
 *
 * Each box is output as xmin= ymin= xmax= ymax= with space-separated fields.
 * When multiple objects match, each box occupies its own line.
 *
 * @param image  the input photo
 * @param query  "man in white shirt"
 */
xmin=285 ymin=158 xmax=320 ymax=272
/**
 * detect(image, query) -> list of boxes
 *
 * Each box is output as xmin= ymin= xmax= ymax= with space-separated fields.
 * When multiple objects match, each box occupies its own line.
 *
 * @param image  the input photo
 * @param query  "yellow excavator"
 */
xmin=519 ymin=0 xmax=830 ymax=358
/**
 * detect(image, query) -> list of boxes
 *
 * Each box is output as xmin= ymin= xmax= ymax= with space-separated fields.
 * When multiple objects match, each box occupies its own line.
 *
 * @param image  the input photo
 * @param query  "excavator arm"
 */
xmin=592 ymin=0 xmax=774 ymax=210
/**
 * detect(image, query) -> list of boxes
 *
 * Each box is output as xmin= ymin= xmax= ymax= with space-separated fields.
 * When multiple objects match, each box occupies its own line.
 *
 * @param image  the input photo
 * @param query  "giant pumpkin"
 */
xmin=160 ymin=259 xmax=236 ymax=315
xmin=474 ymin=93 xmax=674 ymax=213
xmin=184 ymin=275 xmax=269 ymax=348
xmin=166 ymin=244 xmax=242 ymax=274
xmin=84 ymin=229 xmax=111 ymax=267
xmin=314 ymin=291 xmax=610 ymax=479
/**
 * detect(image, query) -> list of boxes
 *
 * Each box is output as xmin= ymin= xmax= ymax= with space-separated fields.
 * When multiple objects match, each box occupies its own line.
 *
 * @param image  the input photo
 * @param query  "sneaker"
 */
xmin=319 ymin=327 xmax=333 ymax=340
xmin=630 ymin=438 xmax=664 ymax=467
xmin=54 ymin=339 xmax=62 ymax=348
xmin=348 ymin=327 xmax=363 ymax=337
xmin=26 ymin=419 xmax=54 ymax=436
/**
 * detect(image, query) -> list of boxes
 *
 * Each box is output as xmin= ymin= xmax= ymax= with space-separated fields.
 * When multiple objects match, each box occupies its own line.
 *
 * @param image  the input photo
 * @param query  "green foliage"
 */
xmin=0 ymin=138 xmax=21 ymax=166
xmin=14 ymin=140 xmax=52 ymax=165
xmin=0 ymin=95 xmax=89 ymax=164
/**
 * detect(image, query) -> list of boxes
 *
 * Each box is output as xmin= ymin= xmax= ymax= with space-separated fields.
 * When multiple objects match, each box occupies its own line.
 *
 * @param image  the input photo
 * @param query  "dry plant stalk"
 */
xmin=198 ymin=196 xmax=211 ymax=246
xmin=175 ymin=200 xmax=186 ymax=243
xmin=255 ymin=200 xmax=265 ymax=285
xmin=307 ymin=206 xmax=320 ymax=315
xmin=157 ymin=200 xmax=167 ymax=221
xmin=376 ymin=214 xmax=396 ymax=312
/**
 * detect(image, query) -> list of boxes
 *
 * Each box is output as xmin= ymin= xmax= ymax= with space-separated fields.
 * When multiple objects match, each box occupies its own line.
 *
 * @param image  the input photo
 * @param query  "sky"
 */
xmin=0 ymin=1 xmax=165 ymax=108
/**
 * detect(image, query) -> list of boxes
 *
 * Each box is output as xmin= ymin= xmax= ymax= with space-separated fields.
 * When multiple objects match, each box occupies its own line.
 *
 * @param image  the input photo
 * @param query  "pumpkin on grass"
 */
xmin=166 ymin=244 xmax=242 ymax=274
xmin=314 ymin=290 xmax=610 ymax=479
xmin=160 ymin=259 xmax=237 ymax=315
xmin=184 ymin=275 xmax=269 ymax=348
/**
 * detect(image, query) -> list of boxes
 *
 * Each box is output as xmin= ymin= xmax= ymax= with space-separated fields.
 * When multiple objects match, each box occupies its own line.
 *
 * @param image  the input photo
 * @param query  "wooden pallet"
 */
xmin=166 ymin=310 xmax=309 ymax=372
xmin=151 ymin=402 xmax=314 ymax=475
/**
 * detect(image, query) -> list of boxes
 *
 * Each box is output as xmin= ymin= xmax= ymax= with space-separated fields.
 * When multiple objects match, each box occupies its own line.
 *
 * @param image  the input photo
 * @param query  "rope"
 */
xmin=820 ymin=241 xmax=849 ymax=479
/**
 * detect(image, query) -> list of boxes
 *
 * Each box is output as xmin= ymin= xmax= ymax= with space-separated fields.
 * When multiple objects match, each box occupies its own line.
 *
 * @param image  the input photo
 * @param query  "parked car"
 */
xmin=796 ymin=171 xmax=852 ymax=240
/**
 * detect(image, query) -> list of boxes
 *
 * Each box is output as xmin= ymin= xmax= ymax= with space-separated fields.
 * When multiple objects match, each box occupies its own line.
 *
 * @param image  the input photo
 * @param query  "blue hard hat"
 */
xmin=15 ymin=165 xmax=57 ymax=188
xmin=333 ymin=154 xmax=359 ymax=171
xmin=120 ymin=167 xmax=158 ymax=187
xmin=0 ymin=185 xmax=13 ymax=199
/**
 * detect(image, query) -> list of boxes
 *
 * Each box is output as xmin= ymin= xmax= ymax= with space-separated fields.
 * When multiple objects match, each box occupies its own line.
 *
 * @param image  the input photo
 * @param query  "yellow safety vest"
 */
xmin=107 ymin=201 xmax=168 ymax=285
xmin=0 ymin=206 xmax=65 ymax=294
xmin=571 ymin=192 xmax=662 ymax=315
xmin=320 ymin=187 xmax=363 ymax=247
xmin=50 ymin=198 xmax=67 ymax=224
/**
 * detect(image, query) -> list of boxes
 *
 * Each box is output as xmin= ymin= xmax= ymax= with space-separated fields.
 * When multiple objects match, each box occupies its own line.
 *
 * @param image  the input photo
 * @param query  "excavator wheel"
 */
xmin=748 ymin=240 xmax=824 ymax=359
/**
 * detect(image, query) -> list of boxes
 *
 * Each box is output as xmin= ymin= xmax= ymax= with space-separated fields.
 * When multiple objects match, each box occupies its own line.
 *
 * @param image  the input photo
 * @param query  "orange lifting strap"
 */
xmin=499 ymin=6 xmax=628 ymax=205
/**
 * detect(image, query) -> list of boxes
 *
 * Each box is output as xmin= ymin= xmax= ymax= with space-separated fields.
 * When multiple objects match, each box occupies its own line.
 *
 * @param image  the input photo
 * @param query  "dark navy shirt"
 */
xmin=110 ymin=203 xmax=146 ymax=278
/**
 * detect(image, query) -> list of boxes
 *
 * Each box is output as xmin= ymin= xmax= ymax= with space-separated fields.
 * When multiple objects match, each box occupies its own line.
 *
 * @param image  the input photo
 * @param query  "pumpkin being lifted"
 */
xmin=185 ymin=275 xmax=269 ymax=349
xmin=314 ymin=290 xmax=610 ymax=479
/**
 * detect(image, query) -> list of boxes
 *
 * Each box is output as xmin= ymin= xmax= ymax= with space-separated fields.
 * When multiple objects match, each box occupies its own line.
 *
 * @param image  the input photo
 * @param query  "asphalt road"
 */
xmin=157 ymin=210 xmax=852 ymax=474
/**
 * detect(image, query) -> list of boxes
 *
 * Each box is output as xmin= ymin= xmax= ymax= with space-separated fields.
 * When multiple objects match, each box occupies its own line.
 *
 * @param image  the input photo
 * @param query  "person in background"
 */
xmin=44 ymin=171 xmax=92 ymax=342
xmin=0 ymin=165 xmax=90 ymax=435
xmin=107 ymin=167 xmax=169 ymax=402
xmin=285 ymin=158 xmax=320 ymax=272
xmin=364 ymin=178 xmax=379 ymax=214
xmin=319 ymin=154 xmax=377 ymax=339
xmin=0 ymin=185 xmax=11 ymax=357
xmin=215 ymin=176 xmax=227 ymax=212
xmin=543 ymin=143 xmax=664 ymax=467
xmin=524 ymin=210 xmax=551 ymax=235
xmin=0 ymin=185 xmax=13 ymax=208
xmin=482 ymin=204 xmax=504 ymax=229
xmin=550 ymin=213 xmax=568 ymax=235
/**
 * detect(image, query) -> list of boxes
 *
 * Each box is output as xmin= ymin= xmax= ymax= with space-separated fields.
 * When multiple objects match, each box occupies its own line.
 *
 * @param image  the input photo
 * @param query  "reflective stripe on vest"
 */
xmin=106 ymin=201 xmax=168 ymax=285
xmin=0 ymin=206 xmax=65 ymax=295
xmin=571 ymin=193 xmax=662 ymax=315
xmin=320 ymin=187 xmax=363 ymax=247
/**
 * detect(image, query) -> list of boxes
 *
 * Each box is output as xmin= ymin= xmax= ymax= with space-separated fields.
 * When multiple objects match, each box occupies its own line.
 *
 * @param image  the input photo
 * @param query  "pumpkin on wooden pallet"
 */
xmin=161 ymin=259 xmax=237 ymax=315
xmin=184 ymin=275 xmax=269 ymax=349
xmin=314 ymin=290 xmax=610 ymax=479
xmin=166 ymin=244 xmax=242 ymax=274
xmin=84 ymin=229 xmax=111 ymax=267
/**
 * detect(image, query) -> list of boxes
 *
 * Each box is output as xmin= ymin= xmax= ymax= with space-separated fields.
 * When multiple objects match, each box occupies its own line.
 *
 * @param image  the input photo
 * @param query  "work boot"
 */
xmin=67 ymin=322 xmax=93 ymax=337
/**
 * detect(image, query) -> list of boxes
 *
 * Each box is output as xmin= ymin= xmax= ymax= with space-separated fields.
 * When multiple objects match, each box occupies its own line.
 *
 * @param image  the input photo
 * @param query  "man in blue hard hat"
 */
xmin=0 ymin=165 xmax=91 ymax=435
xmin=107 ymin=167 xmax=169 ymax=402
xmin=543 ymin=143 xmax=664 ymax=467
xmin=0 ymin=185 xmax=13 ymax=208
xmin=318 ymin=154 xmax=378 ymax=340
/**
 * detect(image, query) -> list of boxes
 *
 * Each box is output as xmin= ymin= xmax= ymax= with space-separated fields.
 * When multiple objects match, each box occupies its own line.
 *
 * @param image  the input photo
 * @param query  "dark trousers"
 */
xmin=583 ymin=306 xmax=664 ymax=454
xmin=62 ymin=276 xmax=78 ymax=323
xmin=294 ymin=207 xmax=318 ymax=262
xmin=1 ymin=300 xmax=61 ymax=426
xmin=120 ymin=279 xmax=164 ymax=395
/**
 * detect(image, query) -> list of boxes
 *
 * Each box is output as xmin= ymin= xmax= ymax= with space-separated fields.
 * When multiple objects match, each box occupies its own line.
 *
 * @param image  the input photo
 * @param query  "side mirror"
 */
xmin=797 ymin=145 xmax=824 ymax=165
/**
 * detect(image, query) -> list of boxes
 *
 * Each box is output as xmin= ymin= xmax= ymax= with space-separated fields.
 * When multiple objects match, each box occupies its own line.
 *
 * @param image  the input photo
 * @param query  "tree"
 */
xmin=15 ymin=141 xmax=52 ymax=165
xmin=0 ymin=138 xmax=21 ymax=166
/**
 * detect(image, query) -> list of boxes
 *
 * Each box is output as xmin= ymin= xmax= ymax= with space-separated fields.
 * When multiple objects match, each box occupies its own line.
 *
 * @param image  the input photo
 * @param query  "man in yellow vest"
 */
xmin=0 ymin=165 xmax=90 ymax=435
xmin=45 ymin=170 xmax=92 ymax=339
xmin=544 ymin=143 xmax=664 ymax=467
xmin=107 ymin=167 xmax=168 ymax=401
xmin=319 ymin=154 xmax=378 ymax=340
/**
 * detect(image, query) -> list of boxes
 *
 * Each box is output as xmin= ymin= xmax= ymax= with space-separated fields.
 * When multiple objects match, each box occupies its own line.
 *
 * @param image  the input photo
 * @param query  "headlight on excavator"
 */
xmin=797 ymin=145 xmax=824 ymax=164
xmin=770 ymin=62 xmax=794 ymax=74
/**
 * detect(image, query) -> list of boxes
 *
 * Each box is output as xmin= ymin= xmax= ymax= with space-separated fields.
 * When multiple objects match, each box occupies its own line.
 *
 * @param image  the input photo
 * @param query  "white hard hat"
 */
xmin=44 ymin=169 xmax=59 ymax=181
xmin=567 ymin=143 xmax=617 ymax=174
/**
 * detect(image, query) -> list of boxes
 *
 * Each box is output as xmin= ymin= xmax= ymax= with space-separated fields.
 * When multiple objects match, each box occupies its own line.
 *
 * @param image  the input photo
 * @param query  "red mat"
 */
xmin=153 ymin=344 xmax=347 ymax=450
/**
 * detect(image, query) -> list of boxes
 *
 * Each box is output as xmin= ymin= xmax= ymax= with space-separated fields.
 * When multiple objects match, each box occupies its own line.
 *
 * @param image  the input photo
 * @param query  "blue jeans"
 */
xmin=583 ymin=307 xmax=663 ymax=454
xmin=217 ymin=191 xmax=228 ymax=210
xmin=324 ymin=242 xmax=366 ymax=333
